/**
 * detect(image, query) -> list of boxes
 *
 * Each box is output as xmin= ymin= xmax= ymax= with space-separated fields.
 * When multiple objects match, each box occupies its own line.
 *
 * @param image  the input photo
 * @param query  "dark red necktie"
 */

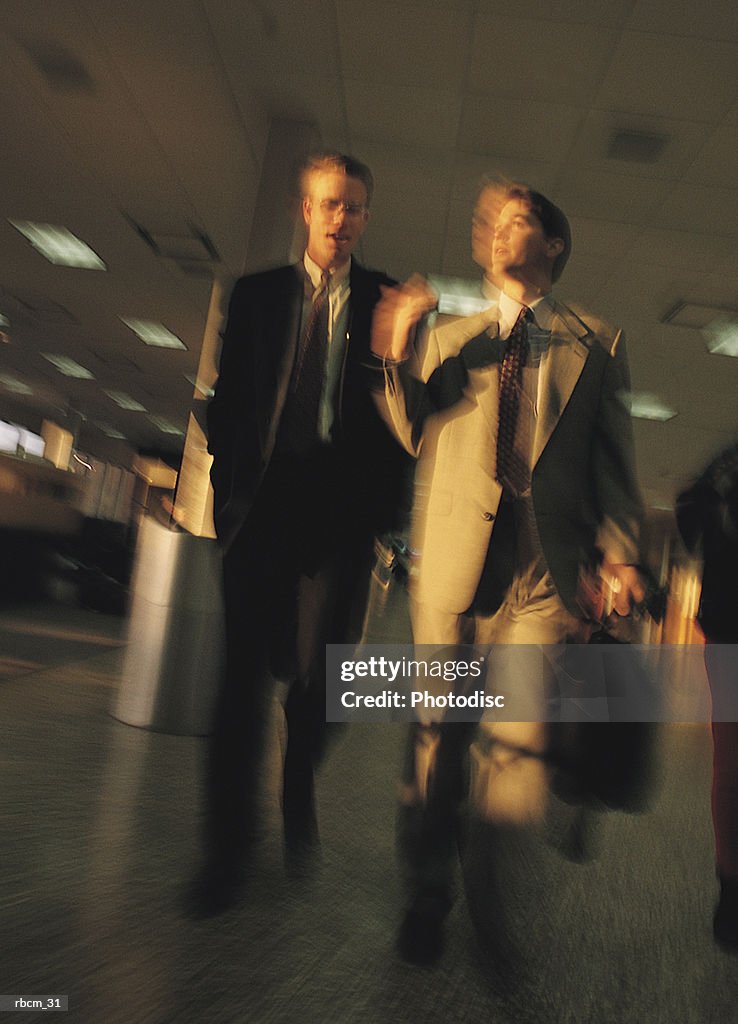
xmin=283 ymin=272 xmax=329 ymax=444
xmin=496 ymin=306 xmax=530 ymax=495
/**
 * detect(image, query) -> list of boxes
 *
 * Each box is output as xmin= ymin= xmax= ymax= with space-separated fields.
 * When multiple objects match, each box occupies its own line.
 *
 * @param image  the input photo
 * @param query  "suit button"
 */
xmin=482 ymin=511 xmax=495 ymax=521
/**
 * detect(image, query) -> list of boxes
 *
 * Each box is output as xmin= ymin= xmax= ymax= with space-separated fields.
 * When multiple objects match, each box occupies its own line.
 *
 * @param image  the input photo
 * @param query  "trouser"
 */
xmin=204 ymin=475 xmax=375 ymax=866
xmin=399 ymin=568 xmax=578 ymax=911
xmin=705 ymin=643 xmax=738 ymax=881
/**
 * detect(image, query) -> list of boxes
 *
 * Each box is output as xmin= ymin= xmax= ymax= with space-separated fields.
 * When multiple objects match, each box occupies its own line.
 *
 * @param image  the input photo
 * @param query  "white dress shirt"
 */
xmin=303 ymin=251 xmax=352 ymax=441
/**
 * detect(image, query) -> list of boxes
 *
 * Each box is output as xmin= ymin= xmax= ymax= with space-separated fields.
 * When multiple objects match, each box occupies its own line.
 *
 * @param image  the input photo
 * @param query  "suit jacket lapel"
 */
xmin=532 ymin=301 xmax=591 ymax=467
xmin=262 ymin=266 xmax=302 ymax=452
xmin=430 ymin=306 xmax=503 ymax=432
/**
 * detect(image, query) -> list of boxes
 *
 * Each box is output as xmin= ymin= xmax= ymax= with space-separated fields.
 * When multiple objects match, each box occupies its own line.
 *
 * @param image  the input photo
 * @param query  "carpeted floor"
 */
xmin=0 ymin=598 xmax=736 ymax=1023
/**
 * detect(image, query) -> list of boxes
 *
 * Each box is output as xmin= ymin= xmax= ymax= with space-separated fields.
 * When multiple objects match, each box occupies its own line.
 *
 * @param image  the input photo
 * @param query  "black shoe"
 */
xmin=182 ymin=859 xmax=245 ymax=919
xmin=397 ymin=904 xmax=446 ymax=966
xmin=714 ymin=878 xmax=738 ymax=950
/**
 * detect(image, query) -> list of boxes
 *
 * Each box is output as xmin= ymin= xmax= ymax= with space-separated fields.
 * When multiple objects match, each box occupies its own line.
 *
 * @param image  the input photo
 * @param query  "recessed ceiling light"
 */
xmin=607 ymin=130 xmax=669 ymax=164
xmin=147 ymin=414 xmax=184 ymax=435
xmin=620 ymin=390 xmax=677 ymax=422
xmin=120 ymin=318 xmax=187 ymax=349
xmin=104 ymin=390 xmax=146 ymax=411
xmin=42 ymin=353 xmax=95 ymax=378
xmin=0 ymin=373 xmax=33 ymax=395
xmin=10 ymin=221 xmax=106 ymax=269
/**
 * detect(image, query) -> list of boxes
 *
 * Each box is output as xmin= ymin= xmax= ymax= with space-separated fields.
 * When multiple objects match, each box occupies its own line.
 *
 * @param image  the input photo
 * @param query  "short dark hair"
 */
xmin=300 ymin=152 xmax=374 ymax=206
xmin=506 ymin=184 xmax=572 ymax=282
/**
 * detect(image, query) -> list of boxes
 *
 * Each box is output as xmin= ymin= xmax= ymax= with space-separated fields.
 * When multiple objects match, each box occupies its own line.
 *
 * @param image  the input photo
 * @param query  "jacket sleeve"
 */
xmin=591 ymin=332 xmax=644 ymax=565
xmin=206 ymin=277 xmax=266 ymax=542
xmin=374 ymin=320 xmax=469 ymax=457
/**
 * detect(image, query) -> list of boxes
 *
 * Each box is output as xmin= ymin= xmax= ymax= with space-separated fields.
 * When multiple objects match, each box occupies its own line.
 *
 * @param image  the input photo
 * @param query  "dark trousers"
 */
xmin=705 ymin=642 xmax=738 ymax=882
xmin=203 ymin=463 xmax=375 ymax=867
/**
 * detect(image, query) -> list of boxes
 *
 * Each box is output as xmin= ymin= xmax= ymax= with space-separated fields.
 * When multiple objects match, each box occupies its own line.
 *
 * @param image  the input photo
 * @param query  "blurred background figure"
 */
xmin=677 ymin=440 xmax=738 ymax=950
xmin=188 ymin=153 xmax=408 ymax=917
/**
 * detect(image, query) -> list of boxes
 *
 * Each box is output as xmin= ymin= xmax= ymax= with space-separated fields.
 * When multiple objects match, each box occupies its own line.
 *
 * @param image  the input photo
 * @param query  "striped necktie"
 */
xmin=495 ymin=306 xmax=530 ymax=495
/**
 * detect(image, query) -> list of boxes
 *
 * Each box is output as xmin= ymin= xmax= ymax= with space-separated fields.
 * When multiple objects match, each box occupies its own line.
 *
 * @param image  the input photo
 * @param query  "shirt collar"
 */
xmin=481 ymin=275 xmax=500 ymax=302
xmin=498 ymin=290 xmax=556 ymax=336
xmin=303 ymin=251 xmax=351 ymax=291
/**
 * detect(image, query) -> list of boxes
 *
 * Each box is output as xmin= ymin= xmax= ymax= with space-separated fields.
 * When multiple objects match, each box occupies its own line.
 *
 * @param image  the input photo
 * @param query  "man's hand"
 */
xmin=371 ymin=274 xmax=438 ymax=363
xmin=601 ymin=561 xmax=646 ymax=617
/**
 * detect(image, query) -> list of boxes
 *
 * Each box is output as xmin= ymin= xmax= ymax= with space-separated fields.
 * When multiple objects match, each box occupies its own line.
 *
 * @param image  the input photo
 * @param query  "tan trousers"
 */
xmin=397 ymin=568 xmax=580 ymax=910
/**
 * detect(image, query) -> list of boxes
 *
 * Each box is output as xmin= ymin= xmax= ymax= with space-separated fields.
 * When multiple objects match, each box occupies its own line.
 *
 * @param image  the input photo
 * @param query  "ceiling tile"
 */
xmin=469 ymin=16 xmax=617 ymax=104
xmin=684 ymin=125 xmax=738 ymax=189
xmin=337 ymin=1 xmax=473 ymax=88
xmin=722 ymin=97 xmax=738 ymax=126
xmin=553 ymin=170 xmax=670 ymax=222
xmin=351 ymin=139 xmax=455 ymax=199
xmin=345 ymin=82 xmax=463 ymax=150
xmin=362 ymin=230 xmax=446 ymax=281
xmin=597 ymin=263 xmax=737 ymax=325
xmin=569 ymin=110 xmax=710 ymax=181
xmin=595 ymin=32 xmax=738 ymax=122
xmin=624 ymin=228 xmax=736 ymax=272
xmin=440 ymin=231 xmax=480 ymax=278
xmin=473 ymin=0 xmax=634 ymax=28
xmin=203 ymin=0 xmax=340 ymax=81
xmin=458 ymin=96 xmax=584 ymax=164
xmin=558 ymin=254 xmax=616 ymax=308
xmin=626 ymin=0 xmax=738 ymax=42
xmin=566 ymin=217 xmax=641 ymax=259
xmin=652 ymin=183 xmax=738 ymax=236
xmin=368 ymin=193 xmax=447 ymax=239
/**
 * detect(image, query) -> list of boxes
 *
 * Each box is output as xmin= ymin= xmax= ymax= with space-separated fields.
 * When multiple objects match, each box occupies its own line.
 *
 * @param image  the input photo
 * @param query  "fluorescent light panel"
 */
xmin=120 ymin=318 xmax=187 ymax=350
xmin=620 ymin=390 xmax=677 ymax=422
xmin=147 ymin=414 xmax=184 ymax=435
xmin=703 ymin=318 xmax=738 ymax=358
xmin=104 ymin=390 xmax=146 ymax=411
xmin=42 ymin=353 xmax=94 ymax=379
xmin=0 ymin=373 xmax=33 ymax=395
xmin=184 ymin=373 xmax=214 ymax=398
xmin=10 ymin=221 xmax=106 ymax=269
xmin=95 ymin=422 xmax=127 ymax=439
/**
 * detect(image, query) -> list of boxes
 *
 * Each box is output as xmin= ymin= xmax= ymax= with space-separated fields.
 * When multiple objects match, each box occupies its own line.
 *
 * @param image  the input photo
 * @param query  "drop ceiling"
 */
xmin=1 ymin=0 xmax=737 ymax=511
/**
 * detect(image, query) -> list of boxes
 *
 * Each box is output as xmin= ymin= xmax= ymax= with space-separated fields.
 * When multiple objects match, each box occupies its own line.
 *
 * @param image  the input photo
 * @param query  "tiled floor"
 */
xmin=1 ymin=600 xmax=736 ymax=1024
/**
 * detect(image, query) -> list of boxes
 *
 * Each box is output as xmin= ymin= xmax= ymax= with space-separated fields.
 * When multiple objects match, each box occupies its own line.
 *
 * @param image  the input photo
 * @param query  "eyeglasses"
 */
xmin=314 ymin=198 xmax=367 ymax=218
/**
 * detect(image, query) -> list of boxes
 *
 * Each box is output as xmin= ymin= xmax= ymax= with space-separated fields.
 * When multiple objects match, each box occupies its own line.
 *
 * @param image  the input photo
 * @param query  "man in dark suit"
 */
xmin=188 ymin=153 xmax=407 ymax=916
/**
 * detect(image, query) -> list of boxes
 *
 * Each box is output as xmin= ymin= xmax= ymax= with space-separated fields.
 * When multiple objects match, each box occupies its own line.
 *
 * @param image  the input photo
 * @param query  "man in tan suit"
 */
xmin=372 ymin=183 xmax=644 ymax=964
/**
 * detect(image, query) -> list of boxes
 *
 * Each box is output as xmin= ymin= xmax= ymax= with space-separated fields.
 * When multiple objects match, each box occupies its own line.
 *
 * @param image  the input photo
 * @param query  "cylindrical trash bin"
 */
xmin=112 ymin=516 xmax=224 ymax=735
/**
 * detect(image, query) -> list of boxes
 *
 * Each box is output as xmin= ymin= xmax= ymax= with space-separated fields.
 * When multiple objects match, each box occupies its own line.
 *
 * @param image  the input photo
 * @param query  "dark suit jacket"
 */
xmin=207 ymin=260 xmax=409 ymax=552
xmin=676 ymin=442 xmax=738 ymax=643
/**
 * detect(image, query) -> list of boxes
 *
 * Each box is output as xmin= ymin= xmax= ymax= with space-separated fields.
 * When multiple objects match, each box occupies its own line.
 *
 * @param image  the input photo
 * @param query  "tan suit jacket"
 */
xmin=379 ymin=298 xmax=643 ymax=616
